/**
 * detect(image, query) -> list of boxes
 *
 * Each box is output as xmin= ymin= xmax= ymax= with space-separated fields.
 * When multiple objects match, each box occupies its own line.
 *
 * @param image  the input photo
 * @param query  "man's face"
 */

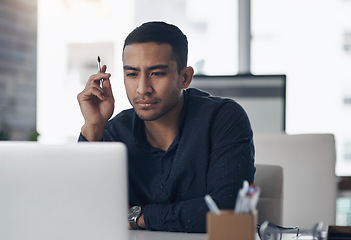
xmin=122 ymin=42 xmax=185 ymax=122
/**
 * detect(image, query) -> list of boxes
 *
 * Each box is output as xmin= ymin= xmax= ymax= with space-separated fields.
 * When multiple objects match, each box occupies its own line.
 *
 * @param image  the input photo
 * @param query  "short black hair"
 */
xmin=123 ymin=21 xmax=188 ymax=73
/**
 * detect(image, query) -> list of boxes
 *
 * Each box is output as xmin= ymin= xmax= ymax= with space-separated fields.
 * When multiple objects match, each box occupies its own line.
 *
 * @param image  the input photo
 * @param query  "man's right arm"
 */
xmin=77 ymin=65 xmax=115 ymax=141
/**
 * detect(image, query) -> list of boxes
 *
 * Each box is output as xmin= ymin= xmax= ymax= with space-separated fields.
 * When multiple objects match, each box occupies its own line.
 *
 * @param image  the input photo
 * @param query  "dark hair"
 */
xmin=123 ymin=21 xmax=188 ymax=73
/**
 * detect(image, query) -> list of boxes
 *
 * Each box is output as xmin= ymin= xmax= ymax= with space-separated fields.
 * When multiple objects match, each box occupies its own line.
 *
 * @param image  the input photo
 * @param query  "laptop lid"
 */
xmin=0 ymin=142 xmax=128 ymax=240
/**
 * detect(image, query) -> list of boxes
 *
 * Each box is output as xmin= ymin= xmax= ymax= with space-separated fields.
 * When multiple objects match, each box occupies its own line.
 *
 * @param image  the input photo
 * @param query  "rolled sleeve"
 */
xmin=143 ymin=199 xmax=208 ymax=233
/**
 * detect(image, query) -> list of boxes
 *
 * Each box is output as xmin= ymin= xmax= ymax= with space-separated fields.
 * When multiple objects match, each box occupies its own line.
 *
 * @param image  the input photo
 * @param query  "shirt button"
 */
xmin=159 ymin=184 xmax=164 ymax=190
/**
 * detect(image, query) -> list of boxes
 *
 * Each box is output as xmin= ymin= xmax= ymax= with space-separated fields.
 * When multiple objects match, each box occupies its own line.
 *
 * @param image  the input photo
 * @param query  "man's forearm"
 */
xmin=81 ymin=123 xmax=105 ymax=141
xmin=143 ymin=198 xmax=208 ymax=233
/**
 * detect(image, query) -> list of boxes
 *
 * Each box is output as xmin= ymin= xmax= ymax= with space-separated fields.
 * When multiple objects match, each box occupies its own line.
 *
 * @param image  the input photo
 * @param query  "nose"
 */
xmin=136 ymin=74 xmax=153 ymax=95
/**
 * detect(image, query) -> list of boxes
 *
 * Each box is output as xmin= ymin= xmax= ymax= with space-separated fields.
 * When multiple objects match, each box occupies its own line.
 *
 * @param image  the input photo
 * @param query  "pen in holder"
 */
xmin=205 ymin=182 xmax=260 ymax=240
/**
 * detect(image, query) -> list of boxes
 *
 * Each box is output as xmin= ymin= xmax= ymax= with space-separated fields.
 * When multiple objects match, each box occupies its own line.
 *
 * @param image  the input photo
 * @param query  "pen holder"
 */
xmin=207 ymin=210 xmax=257 ymax=240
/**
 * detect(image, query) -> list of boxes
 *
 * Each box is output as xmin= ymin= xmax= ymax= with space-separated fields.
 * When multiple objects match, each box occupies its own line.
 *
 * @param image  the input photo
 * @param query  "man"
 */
xmin=77 ymin=21 xmax=255 ymax=233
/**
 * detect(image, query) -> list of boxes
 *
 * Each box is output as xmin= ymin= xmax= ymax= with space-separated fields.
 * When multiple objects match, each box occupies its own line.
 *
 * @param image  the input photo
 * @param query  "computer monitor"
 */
xmin=190 ymin=74 xmax=286 ymax=133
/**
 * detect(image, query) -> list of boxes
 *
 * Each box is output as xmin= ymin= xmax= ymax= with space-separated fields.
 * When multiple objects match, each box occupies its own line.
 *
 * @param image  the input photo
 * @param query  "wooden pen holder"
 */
xmin=207 ymin=210 xmax=257 ymax=240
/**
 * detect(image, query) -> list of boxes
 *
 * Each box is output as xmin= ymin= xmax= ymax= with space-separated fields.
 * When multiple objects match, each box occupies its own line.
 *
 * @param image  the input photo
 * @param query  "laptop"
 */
xmin=0 ymin=141 xmax=129 ymax=240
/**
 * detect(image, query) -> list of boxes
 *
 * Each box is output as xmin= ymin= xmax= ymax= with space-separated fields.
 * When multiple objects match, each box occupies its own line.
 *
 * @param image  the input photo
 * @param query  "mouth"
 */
xmin=134 ymin=99 xmax=159 ymax=109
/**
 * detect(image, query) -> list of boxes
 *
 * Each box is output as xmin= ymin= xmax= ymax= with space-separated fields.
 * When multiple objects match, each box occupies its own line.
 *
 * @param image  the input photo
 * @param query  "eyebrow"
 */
xmin=123 ymin=64 xmax=169 ymax=71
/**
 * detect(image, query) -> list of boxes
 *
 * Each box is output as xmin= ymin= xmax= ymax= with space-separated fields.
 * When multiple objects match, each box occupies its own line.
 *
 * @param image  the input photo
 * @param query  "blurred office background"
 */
xmin=1 ymin=0 xmax=351 ymax=225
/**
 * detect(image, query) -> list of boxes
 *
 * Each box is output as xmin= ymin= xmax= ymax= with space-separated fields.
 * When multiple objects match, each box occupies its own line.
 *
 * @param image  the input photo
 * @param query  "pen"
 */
xmin=97 ymin=56 xmax=103 ymax=87
xmin=97 ymin=56 xmax=102 ymax=73
xmin=205 ymin=194 xmax=221 ymax=215
xmin=235 ymin=180 xmax=249 ymax=213
xmin=250 ymin=186 xmax=260 ymax=213
xmin=234 ymin=181 xmax=260 ymax=214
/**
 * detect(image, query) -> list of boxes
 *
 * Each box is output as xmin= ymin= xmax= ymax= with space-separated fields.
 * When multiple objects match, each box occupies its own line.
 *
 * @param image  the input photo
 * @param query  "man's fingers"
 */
xmin=90 ymin=87 xmax=106 ymax=101
xmin=102 ymin=79 xmax=114 ymax=98
xmin=88 ymin=72 xmax=111 ymax=86
xmin=79 ymin=68 xmax=112 ymax=102
xmin=101 ymin=64 xmax=107 ymax=73
xmin=79 ymin=85 xmax=105 ymax=102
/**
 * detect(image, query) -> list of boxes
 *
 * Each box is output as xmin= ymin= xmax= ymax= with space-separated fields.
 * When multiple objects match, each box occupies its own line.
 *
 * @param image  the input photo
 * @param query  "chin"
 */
xmin=135 ymin=111 xmax=159 ymax=122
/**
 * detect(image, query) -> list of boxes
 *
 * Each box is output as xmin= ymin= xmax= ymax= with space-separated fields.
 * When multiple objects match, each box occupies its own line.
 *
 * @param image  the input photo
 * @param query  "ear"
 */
xmin=180 ymin=66 xmax=194 ymax=89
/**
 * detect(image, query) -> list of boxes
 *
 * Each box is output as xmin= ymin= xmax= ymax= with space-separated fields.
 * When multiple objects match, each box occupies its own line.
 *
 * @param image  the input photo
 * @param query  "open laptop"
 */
xmin=0 ymin=141 xmax=129 ymax=240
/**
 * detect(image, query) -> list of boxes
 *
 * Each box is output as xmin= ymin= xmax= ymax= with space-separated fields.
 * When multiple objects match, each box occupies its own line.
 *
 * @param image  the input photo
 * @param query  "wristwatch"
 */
xmin=128 ymin=206 xmax=144 ymax=230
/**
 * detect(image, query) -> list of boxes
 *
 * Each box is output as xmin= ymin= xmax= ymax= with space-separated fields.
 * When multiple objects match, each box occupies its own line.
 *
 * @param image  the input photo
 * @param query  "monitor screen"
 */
xmin=190 ymin=74 xmax=286 ymax=133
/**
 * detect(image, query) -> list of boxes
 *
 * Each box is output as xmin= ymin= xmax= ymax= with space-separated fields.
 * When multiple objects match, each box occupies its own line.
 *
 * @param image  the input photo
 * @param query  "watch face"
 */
xmin=129 ymin=206 xmax=142 ymax=220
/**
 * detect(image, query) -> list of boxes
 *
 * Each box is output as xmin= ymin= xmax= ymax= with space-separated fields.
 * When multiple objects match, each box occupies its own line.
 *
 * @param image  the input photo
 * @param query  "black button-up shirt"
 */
xmin=79 ymin=88 xmax=255 ymax=233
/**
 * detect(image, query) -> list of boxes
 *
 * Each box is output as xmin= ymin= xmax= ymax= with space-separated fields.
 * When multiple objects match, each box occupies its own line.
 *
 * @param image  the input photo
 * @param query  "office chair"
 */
xmin=255 ymin=164 xmax=283 ymax=226
xmin=254 ymin=133 xmax=337 ymax=229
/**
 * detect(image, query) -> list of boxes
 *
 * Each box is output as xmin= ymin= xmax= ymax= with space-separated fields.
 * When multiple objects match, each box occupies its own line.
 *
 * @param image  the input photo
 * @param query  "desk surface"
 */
xmin=129 ymin=231 xmax=318 ymax=240
xmin=129 ymin=231 xmax=205 ymax=240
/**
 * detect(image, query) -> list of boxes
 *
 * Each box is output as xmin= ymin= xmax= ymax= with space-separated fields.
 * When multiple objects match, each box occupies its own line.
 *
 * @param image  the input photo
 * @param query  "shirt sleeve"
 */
xmin=143 ymin=197 xmax=209 ymax=233
xmin=78 ymin=133 xmax=88 ymax=142
xmin=208 ymin=102 xmax=256 ymax=208
xmin=143 ymin=102 xmax=255 ymax=233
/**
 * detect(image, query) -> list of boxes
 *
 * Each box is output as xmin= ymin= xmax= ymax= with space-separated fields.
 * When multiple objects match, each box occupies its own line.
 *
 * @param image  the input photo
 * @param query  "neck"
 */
xmin=144 ymin=96 xmax=184 ymax=151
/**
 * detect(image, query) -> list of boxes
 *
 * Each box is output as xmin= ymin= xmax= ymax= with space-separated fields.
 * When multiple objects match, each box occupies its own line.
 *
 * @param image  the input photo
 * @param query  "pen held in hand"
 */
xmin=97 ymin=56 xmax=103 ymax=87
xmin=97 ymin=56 xmax=102 ymax=72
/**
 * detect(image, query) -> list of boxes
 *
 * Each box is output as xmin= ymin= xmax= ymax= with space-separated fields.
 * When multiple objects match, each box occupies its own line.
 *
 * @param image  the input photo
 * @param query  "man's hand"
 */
xmin=137 ymin=214 xmax=145 ymax=229
xmin=77 ymin=65 xmax=115 ymax=141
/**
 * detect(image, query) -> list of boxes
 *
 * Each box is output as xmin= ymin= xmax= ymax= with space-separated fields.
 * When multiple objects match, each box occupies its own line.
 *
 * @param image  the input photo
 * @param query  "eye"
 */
xmin=126 ymin=72 xmax=138 ymax=78
xmin=151 ymin=71 xmax=166 ymax=77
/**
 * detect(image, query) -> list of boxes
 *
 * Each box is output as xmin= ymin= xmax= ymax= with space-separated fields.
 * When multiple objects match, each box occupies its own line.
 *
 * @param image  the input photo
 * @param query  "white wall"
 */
xmin=37 ymin=0 xmax=133 ymax=143
xmin=252 ymin=0 xmax=351 ymax=176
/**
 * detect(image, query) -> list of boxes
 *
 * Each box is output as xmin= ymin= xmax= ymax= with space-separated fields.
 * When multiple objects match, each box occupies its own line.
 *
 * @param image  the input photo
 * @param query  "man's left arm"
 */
xmin=139 ymin=102 xmax=255 ymax=233
xmin=206 ymin=102 xmax=256 ymax=209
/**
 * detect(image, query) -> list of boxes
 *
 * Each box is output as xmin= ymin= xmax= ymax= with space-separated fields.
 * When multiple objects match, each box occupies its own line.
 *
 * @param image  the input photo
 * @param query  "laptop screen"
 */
xmin=0 ymin=142 xmax=129 ymax=240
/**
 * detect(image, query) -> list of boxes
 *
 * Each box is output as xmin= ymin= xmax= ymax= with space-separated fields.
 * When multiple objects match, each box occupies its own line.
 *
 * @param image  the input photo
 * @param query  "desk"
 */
xmin=128 ymin=231 xmax=318 ymax=240
xmin=129 ymin=231 xmax=205 ymax=240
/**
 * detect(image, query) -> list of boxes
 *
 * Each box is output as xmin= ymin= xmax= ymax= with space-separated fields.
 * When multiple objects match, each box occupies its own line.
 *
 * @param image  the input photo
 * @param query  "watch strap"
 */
xmin=130 ymin=220 xmax=143 ymax=230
